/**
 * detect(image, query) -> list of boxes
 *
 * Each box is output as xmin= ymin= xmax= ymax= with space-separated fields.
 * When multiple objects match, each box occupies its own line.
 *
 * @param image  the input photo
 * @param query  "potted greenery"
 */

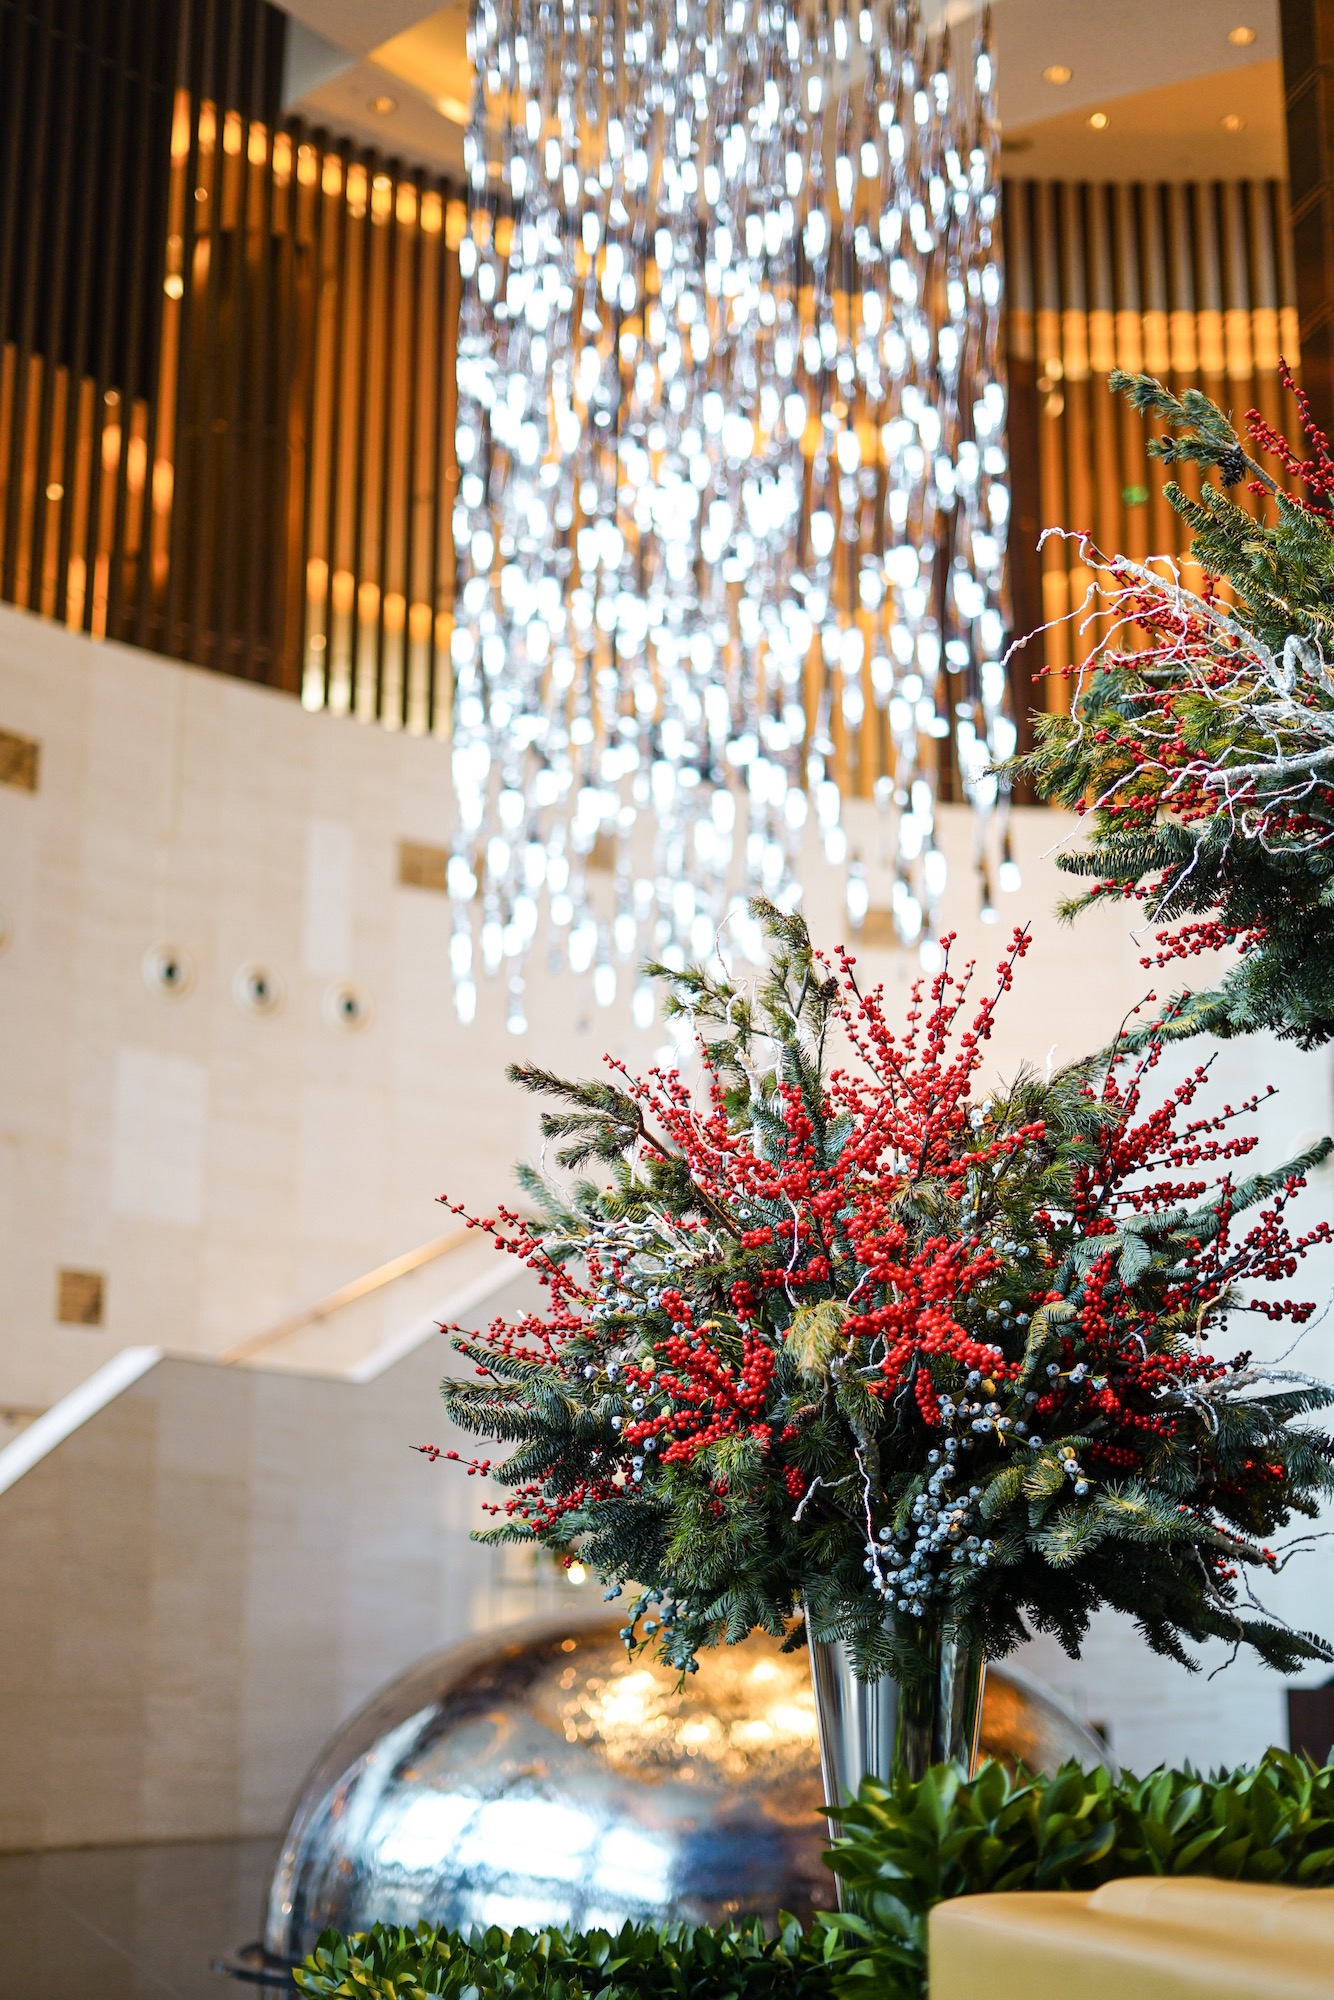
xmin=1019 ymin=365 xmax=1334 ymax=1047
xmin=425 ymin=904 xmax=1334 ymax=1805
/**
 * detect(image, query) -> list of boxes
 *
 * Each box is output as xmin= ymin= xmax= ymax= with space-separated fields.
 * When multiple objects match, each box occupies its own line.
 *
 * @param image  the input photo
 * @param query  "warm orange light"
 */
xmin=1042 ymin=63 xmax=1072 ymax=84
xmin=322 ymin=155 xmax=344 ymax=197
xmin=370 ymin=94 xmax=397 ymax=115
xmin=223 ymin=111 xmax=243 ymax=157
xmin=331 ymin=569 xmax=356 ymax=616
xmin=152 ymin=460 xmax=174 ymax=512
xmin=170 ymin=90 xmax=192 ymax=162
xmin=396 ymin=183 xmax=418 ymax=226
xmin=247 ymin=123 xmax=268 ymax=166
xmin=1088 ymin=110 xmax=1109 ymax=130
xmin=45 ymin=482 xmax=64 ymax=502
xmin=306 ymin=557 xmax=330 ymax=599
xmin=383 ymin=591 xmax=406 ymax=633
xmin=437 ymin=95 xmax=469 ymax=122
xmin=420 ymin=191 xmax=443 ymax=235
xmin=1227 ymin=24 xmax=1257 ymax=44
xmin=1221 ymin=112 xmax=1246 ymax=132
xmin=164 ymin=273 xmax=184 ymax=300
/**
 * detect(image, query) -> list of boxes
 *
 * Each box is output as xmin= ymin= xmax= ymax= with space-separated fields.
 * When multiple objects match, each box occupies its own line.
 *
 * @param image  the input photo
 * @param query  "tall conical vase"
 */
xmin=806 ymin=1608 xmax=985 ymax=1897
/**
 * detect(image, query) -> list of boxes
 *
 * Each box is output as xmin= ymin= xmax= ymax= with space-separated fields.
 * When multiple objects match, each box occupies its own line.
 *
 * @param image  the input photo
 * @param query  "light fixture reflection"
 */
xmin=375 ymin=1790 xmax=479 ymax=1872
xmin=589 ymin=1825 xmax=675 ymax=1906
xmin=464 ymin=1796 xmax=599 ymax=1883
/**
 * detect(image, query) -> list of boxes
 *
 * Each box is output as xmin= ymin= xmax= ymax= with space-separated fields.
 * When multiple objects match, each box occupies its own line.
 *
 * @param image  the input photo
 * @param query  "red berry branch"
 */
xmin=426 ymin=902 xmax=1334 ymax=1682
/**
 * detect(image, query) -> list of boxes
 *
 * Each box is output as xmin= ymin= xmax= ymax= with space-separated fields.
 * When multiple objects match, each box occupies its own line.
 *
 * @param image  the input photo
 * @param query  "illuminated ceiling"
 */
xmin=275 ymin=0 xmax=1284 ymax=183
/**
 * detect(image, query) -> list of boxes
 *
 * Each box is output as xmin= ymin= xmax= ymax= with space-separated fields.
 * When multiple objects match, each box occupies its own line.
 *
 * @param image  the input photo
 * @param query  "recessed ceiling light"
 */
xmin=1227 ymin=25 xmax=1257 ymax=45
xmin=1042 ymin=63 xmax=1072 ymax=84
xmin=1221 ymin=112 xmax=1246 ymax=132
xmin=1088 ymin=110 xmax=1109 ymax=129
xmin=369 ymin=93 xmax=397 ymax=115
xmin=437 ymin=94 xmax=470 ymax=122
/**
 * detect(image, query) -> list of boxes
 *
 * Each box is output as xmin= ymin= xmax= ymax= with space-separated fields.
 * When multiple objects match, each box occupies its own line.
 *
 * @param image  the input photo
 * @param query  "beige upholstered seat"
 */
xmin=929 ymin=1876 xmax=1334 ymax=1999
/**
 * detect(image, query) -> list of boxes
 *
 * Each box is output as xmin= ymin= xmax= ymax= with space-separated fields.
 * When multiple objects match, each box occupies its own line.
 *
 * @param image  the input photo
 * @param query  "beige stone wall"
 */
xmin=0 ymin=604 xmax=670 ymax=1411
xmin=0 ymin=1268 xmax=577 ymax=1852
xmin=0 ymin=596 xmax=1236 ymax=1410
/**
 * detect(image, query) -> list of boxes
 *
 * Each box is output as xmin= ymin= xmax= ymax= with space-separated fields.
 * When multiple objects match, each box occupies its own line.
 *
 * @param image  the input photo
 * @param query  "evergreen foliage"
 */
xmin=432 ymin=906 xmax=1334 ymax=1685
xmin=822 ymin=1749 xmax=1334 ymax=1998
xmin=1017 ymin=367 xmax=1334 ymax=1044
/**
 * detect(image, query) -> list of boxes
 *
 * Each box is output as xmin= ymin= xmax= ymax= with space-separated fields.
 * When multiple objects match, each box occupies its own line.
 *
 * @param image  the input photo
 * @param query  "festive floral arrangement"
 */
xmin=1020 ymin=365 xmax=1334 ymax=1046
xmin=428 ymin=904 xmax=1334 ymax=1684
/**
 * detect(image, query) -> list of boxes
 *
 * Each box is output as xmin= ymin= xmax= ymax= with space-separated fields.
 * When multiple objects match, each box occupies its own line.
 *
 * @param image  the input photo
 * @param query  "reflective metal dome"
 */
xmin=266 ymin=1614 xmax=1110 ymax=1956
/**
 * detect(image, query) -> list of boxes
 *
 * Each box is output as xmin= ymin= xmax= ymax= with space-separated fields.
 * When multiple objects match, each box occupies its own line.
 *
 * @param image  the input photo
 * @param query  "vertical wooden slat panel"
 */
xmin=1001 ymin=180 xmax=1041 ymax=755
xmin=1249 ymin=177 xmax=1288 ymax=449
xmin=185 ymin=0 xmax=229 ymax=665
xmin=2 ymin=0 xmax=463 ymax=716
xmin=1059 ymin=183 xmax=1095 ymax=636
xmin=374 ymin=174 xmax=404 ymax=728
xmin=215 ymin=0 xmax=255 ymax=673
xmin=2 ymin=0 xmax=56 ymax=605
xmin=438 ymin=209 xmax=464 ymax=736
xmin=1033 ymin=179 xmax=1071 ymax=697
xmin=438 ymin=213 xmax=464 ymax=744
xmin=0 ymin=0 xmax=25 ymax=299
xmin=348 ymin=158 xmax=375 ymax=721
xmin=27 ymin=0 xmax=81 ymax=613
xmin=244 ymin=112 xmax=280 ymax=680
xmin=161 ymin=0 xmax=209 ymax=657
xmin=1085 ymin=184 xmax=1122 ymax=565
xmin=0 ymin=0 xmax=33 ymax=557
xmin=80 ymin=0 xmax=138 ymax=638
xmin=326 ymin=148 xmax=356 ymax=715
xmin=1004 ymin=169 xmax=1301 ymax=698
xmin=53 ymin=2 xmax=105 ymax=622
xmin=106 ymin=8 xmax=170 ymax=639
xmin=292 ymin=134 xmax=328 ymax=703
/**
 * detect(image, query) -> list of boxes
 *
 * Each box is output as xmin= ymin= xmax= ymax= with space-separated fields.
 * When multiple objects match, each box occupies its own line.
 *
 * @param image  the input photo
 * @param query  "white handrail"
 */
xmin=0 ymin=1346 xmax=163 ymax=1498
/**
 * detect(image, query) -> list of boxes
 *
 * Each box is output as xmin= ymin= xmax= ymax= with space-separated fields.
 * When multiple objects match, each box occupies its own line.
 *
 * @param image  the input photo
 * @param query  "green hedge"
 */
xmin=292 ymin=1914 xmax=836 ymax=2000
xmin=821 ymin=1749 xmax=1334 ymax=1995
xmin=294 ymin=1752 xmax=1334 ymax=2000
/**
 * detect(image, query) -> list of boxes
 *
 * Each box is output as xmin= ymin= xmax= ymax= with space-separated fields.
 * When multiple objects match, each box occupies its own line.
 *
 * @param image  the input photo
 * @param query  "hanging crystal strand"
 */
xmin=449 ymin=0 xmax=1010 ymax=1023
xmin=965 ymin=7 xmax=1016 ymax=915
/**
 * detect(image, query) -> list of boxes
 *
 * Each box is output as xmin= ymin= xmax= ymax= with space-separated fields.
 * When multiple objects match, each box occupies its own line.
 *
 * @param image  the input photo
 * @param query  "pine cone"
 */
xmin=1218 ymin=444 xmax=1248 ymax=487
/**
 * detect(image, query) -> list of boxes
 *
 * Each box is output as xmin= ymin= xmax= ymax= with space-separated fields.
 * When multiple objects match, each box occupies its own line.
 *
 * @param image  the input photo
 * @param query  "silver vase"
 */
xmin=806 ymin=1610 xmax=985 ymax=1836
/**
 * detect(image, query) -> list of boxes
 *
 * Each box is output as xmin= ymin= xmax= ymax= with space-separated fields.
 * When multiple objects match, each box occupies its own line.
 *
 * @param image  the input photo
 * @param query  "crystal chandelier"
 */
xmin=449 ymin=0 xmax=1012 ymax=1034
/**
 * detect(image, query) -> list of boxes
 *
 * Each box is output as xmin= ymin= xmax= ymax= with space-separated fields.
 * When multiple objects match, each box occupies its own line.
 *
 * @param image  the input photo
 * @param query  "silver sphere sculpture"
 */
xmin=265 ymin=1614 xmax=1110 ymax=1957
